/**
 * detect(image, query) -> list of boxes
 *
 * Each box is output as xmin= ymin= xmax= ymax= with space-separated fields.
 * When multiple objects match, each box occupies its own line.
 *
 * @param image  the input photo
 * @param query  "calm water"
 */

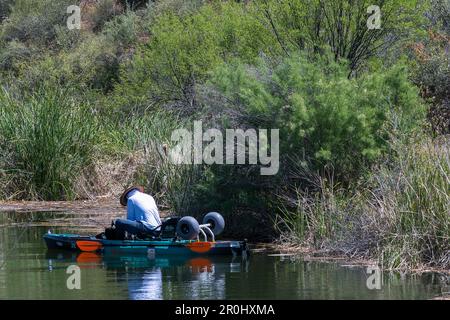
xmin=0 ymin=211 xmax=448 ymax=299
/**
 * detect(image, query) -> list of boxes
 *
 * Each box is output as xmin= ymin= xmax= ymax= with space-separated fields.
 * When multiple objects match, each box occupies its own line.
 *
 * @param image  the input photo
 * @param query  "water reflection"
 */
xmin=0 ymin=218 xmax=448 ymax=300
xmin=46 ymin=250 xmax=248 ymax=300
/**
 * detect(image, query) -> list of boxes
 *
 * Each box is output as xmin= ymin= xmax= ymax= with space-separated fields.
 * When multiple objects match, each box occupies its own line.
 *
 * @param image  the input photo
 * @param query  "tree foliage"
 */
xmin=255 ymin=0 xmax=427 ymax=70
xmin=210 ymin=54 xmax=425 ymax=179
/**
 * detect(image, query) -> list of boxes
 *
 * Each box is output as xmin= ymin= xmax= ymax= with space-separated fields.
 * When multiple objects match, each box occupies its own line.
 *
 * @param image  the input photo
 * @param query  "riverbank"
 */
xmin=262 ymin=242 xmax=450 ymax=275
xmin=260 ymin=243 xmax=450 ymax=300
xmin=0 ymin=199 xmax=170 ymax=233
xmin=0 ymin=198 xmax=122 ymax=213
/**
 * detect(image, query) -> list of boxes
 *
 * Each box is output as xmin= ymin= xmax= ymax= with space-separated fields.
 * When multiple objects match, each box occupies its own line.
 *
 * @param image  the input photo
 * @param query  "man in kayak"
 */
xmin=114 ymin=186 xmax=162 ymax=239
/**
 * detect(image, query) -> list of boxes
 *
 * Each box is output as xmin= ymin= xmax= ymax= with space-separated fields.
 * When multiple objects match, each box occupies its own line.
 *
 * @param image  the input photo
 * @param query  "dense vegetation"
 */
xmin=0 ymin=0 xmax=448 ymax=270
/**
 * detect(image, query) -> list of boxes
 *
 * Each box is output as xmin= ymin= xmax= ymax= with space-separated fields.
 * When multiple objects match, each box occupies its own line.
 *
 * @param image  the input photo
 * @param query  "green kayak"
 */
xmin=44 ymin=233 xmax=249 ymax=257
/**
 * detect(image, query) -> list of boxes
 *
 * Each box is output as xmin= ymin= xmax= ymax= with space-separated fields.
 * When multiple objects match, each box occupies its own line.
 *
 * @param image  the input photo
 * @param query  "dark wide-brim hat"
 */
xmin=120 ymin=186 xmax=144 ymax=206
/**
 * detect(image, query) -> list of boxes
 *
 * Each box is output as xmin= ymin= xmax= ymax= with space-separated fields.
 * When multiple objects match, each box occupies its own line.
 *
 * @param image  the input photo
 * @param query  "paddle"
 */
xmin=76 ymin=240 xmax=103 ymax=252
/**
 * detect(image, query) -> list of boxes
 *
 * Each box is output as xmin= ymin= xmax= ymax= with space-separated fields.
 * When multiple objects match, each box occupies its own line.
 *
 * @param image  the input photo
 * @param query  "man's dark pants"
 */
xmin=114 ymin=219 xmax=157 ymax=238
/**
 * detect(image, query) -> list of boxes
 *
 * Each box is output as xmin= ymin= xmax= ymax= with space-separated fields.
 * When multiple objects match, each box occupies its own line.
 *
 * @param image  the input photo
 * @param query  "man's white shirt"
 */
xmin=126 ymin=189 xmax=161 ymax=230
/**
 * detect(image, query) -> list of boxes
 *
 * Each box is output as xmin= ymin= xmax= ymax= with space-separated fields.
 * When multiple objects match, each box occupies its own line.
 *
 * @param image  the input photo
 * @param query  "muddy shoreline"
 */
xmin=262 ymin=243 xmax=450 ymax=275
xmin=0 ymin=199 xmax=172 ymax=233
xmin=0 ymin=199 xmax=123 ymax=214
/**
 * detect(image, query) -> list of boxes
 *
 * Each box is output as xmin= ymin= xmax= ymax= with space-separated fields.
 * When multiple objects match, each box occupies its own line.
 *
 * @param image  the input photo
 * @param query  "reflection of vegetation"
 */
xmin=0 ymin=0 xmax=448 ymax=269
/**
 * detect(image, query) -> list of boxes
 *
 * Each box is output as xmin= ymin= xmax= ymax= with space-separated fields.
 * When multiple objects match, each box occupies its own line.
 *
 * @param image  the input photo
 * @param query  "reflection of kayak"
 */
xmin=44 ymin=233 xmax=249 ymax=257
xmin=45 ymin=248 xmax=249 ymax=273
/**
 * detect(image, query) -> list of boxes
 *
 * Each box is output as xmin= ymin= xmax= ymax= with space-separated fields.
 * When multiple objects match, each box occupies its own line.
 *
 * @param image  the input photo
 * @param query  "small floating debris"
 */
xmin=249 ymin=248 xmax=267 ymax=253
xmin=341 ymin=264 xmax=362 ymax=268
xmin=267 ymin=253 xmax=298 ymax=257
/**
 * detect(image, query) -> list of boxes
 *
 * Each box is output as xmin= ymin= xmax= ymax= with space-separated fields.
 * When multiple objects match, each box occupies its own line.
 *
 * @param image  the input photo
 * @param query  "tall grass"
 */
xmin=99 ymin=111 xmax=203 ymax=214
xmin=277 ymin=179 xmax=340 ymax=247
xmin=370 ymin=137 xmax=450 ymax=269
xmin=0 ymin=87 xmax=98 ymax=200
xmin=276 ymin=174 xmax=364 ymax=252
xmin=277 ymin=135 xmax=450 ymax=270
xmin=134 ymin=118 xmax=204 ymax=215
xmin=106 ymin=110 xmax=182 ymax=153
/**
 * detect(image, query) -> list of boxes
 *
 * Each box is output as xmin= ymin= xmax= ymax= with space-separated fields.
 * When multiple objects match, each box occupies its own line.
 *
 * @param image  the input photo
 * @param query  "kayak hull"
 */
xmin=44 ymin=233 xmax=248 ymax=257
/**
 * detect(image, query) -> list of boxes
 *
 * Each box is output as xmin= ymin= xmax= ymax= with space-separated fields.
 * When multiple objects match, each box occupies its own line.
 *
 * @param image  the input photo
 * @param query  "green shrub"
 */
xmin=113 ymin=1 xmax=276 ymax=111
xmin=0 ymin=0 xmax=14 ymax=21
xmin=413 ymin=37 xmax=449 ymax=103
xmin=102 ymin=110 xmax=183 ymax=154
xmin=61 ymin=34 xmax=119 ymax=91
xmin=90 ymin=0 xmax=123 ymax=32
xmin=14 ymin=34 xmax=119 ymax=93
xmin=54 ymin=25 xmax=84 ymax=50
xmin=103 ymin=10 xmax=141 ymax=48
xmin=115 ymin=7 xmax=222 ymax=109
xmin=257 ymin=0 xmax=427 ymax=70
xmin=0 ymin=0 xmax=74 ymax=45
xmin=149 ymin=0 xmax=205 ymax=16
xmin=411 ymin=0 xmax=449 ymax=134
xmin=118 ymin=0 xmax=149 ymax=10
xmin=0 ymin=40 xmax=33 ymax=72
xmin=210 ymin=54 xmax=425 ymax=180
xmin=187 ymin=164 xmax=276 ymax=239
xmin=0 ymin=87 xmax=98 ymax=200
xmin=428 ymin=0 xmax=450 ymax=34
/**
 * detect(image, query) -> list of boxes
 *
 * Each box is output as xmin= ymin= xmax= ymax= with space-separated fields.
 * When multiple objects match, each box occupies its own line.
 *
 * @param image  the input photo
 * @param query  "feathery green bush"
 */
xmin=210 ymin=54 xmax=425 ymax=180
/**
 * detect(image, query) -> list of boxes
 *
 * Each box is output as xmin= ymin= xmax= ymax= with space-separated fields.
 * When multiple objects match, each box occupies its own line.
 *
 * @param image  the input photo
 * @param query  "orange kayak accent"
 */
xmin=186 ymin=241 xmax=213 ymax=253
xmin=76 ymin=240 xmax=103 ymax=252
